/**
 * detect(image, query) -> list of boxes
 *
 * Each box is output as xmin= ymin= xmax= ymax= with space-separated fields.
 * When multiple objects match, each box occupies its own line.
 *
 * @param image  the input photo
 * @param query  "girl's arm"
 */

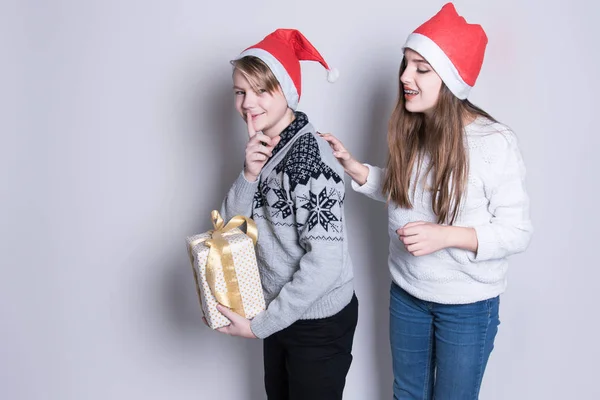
xmin=465 ymin=131 xmax=533 ymax=261
xmin=320 ymin=133 xmax=387 ymax=203
xmin=397 ymin=131 xmax=532 ymax=259
xmin=320 ymin=133 xmax=368 ymax=184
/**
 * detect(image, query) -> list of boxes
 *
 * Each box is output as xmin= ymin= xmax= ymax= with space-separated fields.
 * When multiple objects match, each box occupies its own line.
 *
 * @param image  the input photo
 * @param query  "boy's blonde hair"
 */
xmin=231 ymin=56 xmax=281 ymax=96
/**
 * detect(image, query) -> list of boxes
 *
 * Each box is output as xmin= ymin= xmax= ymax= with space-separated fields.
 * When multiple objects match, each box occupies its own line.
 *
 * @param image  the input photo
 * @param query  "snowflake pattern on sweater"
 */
xmin=252 ymin=112 xmax=344 ymax=238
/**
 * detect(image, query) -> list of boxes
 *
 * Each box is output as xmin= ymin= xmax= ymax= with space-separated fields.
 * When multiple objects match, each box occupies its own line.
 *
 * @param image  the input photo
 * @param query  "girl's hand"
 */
xmin=396 ymin=222 xmax=451 ymax=256
xmin=319 ymin=132 xmax=369 ymax=185
xmin=320 ymin=132 xmax=353 ymax=164
xmin=244 ymin=112 xmax=280 ymax=182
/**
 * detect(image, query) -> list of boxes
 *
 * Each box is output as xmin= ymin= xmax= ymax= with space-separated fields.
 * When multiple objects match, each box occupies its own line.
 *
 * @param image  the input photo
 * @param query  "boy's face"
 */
xmin=233 ymin=69 xmax=290 ymax=137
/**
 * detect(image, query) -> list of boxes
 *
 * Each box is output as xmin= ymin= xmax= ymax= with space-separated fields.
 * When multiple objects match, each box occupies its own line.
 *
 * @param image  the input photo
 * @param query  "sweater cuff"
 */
xmin=234 ymin=170 xmax=259 ymax=200
xmin=470 ymin=223 xmax=496 ymax=262
xmin=351 ymin=164 xmax=380 ymax=195
xmin=249 ymin=311 xmax=274 ymax=339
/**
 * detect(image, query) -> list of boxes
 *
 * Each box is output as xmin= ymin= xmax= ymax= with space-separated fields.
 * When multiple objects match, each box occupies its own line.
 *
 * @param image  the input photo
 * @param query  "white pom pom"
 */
xmin=327 ymin=67 xmax=339 ymax=83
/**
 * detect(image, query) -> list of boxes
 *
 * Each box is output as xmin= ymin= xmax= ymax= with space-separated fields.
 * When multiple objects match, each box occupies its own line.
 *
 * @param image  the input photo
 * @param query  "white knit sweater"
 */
xmin=353 ymin=117 xmax=533 ymax=304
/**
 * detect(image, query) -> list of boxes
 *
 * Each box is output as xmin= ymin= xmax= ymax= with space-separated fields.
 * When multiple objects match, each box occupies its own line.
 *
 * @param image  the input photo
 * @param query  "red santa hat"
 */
xmin=235 ymin=29 xmax=339 ymax=110
xmin=403 ymin=2 xmax=488 ymax=99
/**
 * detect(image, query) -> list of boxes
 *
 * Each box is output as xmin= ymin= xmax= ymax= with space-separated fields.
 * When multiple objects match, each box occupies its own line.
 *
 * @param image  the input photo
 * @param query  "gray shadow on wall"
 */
xmin=161 ymin=66 xmax=264 ymax=399
xmin=353 ymin=75 xmax=397 ymax=399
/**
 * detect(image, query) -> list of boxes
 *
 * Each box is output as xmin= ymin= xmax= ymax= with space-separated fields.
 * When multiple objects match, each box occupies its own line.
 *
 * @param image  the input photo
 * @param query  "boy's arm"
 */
xmin=220 ymin=115 xmax=280 ymax=220
xmin=219 ymin=170 xmax=259 ymax=220
xmin=250 ymin=136 xmax=347 ymax=339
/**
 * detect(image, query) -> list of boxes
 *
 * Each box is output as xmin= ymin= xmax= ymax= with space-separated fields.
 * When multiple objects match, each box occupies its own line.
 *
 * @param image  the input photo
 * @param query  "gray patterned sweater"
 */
xmin=220 ymin=112 xmax=354 ymax=339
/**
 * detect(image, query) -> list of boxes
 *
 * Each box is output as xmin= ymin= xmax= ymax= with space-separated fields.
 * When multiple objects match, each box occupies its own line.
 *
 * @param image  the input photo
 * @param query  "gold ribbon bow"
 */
xmin=188 ymin=210 xmax=258 ymax=318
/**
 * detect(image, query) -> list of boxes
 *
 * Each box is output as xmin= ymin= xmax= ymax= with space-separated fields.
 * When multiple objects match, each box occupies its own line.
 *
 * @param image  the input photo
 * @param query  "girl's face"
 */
xmin=233 ymin=69 xmax=291 ymax=137
xmin=400 ymin=49 xmax=443 ymax=116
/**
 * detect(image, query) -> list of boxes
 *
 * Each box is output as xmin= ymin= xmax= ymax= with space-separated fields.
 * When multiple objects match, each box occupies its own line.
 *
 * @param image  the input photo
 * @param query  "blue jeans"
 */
xmin=389 ymin=283 xmax=500 ymax=400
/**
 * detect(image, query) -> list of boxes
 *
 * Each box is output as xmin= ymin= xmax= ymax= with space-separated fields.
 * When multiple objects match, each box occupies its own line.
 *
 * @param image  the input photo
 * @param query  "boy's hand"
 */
xmin=215 ymin=304 xmax=257 ymax=339
xmin=244 ymin=112 xmax=280 ymax=182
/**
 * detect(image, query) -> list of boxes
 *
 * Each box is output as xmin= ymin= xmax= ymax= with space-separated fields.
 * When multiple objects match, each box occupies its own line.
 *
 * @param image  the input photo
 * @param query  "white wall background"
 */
xmin=3 ymin=0 xmax=599 ymax=399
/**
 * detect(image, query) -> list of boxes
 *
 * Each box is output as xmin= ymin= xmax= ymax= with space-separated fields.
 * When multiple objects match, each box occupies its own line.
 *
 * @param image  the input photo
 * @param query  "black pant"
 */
xmin=263 ymin=294 xmax=359 ymax=400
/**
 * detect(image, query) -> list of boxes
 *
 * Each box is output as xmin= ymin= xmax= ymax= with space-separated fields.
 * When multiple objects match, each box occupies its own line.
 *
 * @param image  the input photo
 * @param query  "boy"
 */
xmin=216 ymin=29 xmax=358 ymax=400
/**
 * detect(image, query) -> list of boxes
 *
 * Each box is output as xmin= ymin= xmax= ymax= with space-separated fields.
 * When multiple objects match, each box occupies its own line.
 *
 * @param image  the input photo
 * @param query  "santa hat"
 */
xmin=403 ymin=2 xmax=488 ymax=99
xmin=234 ymin=29 xmax=339 ymax=110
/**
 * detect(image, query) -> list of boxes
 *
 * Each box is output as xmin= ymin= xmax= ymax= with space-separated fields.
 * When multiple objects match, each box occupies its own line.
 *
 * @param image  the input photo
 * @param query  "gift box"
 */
xmin=186 ymin=210 xmax=265 ymax=329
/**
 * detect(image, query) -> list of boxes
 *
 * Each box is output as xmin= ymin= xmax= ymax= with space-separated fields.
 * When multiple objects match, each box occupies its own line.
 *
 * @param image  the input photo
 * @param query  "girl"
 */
xmin=322 ymin=3 xmax=532 ymax=399
xmin=216 ymin=29 xmax=358 ymax=400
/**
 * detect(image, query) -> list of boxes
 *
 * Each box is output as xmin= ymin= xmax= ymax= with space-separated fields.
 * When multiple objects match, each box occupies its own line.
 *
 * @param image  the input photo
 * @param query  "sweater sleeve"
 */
xmin=469 ymin=131 xmax=533 ymax=262
xmin=219 ymin=170 xmax=259 ymax=221
xmin=351 ymin=163 xmax=387 ymax=203
xmin=250 ymin=135 xmax=347 ymax=338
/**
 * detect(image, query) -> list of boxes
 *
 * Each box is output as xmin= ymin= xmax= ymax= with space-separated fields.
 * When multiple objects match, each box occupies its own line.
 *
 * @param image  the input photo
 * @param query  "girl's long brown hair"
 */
xmin=382 ymin=57 xmax=496 ymax=225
